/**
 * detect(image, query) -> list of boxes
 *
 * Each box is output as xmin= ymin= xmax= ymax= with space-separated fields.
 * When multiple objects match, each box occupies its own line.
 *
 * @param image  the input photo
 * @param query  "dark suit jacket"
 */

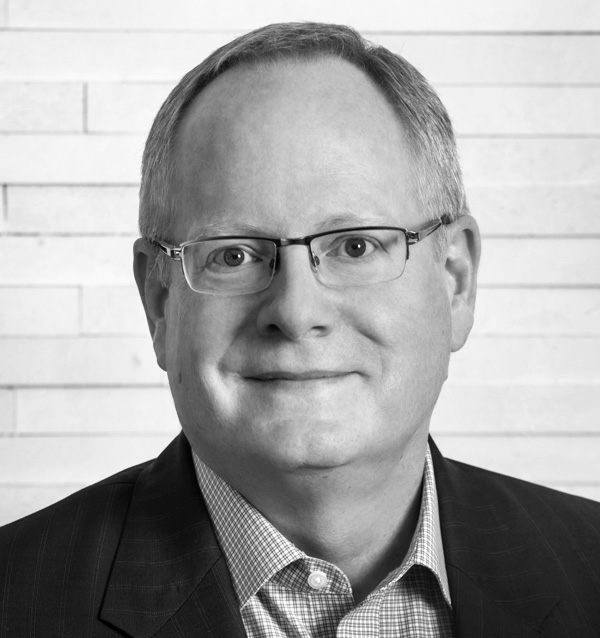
xmin=1 ymin=433 xmax=599 ymax=637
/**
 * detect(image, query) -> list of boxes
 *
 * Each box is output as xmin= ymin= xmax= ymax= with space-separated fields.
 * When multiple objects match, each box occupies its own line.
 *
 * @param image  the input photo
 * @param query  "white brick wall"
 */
xmin=0 ymin=134 xmax=143 ymax=182
xmin=0 ymin=237 xmax=134 ymax=285
xmin=87 ymin=83 xmax=173 ymax=133
xmin=438 ymin=87 xmax=600 ymax=136
xmin=0 ymin=287 xmax=79 ymax=334
xmin=0 ymin=337 xmax=165 ymax=385
xmin=15 ymin=387 xmax=177 ymax=434
xmin=7 ymin=186 xmax=139 ymax=234
xmin=1 ymin=1 xmax=599 ymax=524
xmin=0 ymin=82 xmax=83 ymax=132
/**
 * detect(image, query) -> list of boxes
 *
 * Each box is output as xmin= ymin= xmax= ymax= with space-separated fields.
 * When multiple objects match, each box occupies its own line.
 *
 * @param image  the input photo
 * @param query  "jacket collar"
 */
xmin=99 ymin=433 xmax=246 ymax=638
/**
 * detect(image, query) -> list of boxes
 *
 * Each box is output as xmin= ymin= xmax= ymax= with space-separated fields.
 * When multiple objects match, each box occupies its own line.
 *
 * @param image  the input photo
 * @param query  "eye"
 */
xmin=342 ymin=236 xmax=372 ymax=258
xmin=327 ymin=235 xmax=379 ymax=259
xmin=209 ymin=245 xmax=260 ymax=268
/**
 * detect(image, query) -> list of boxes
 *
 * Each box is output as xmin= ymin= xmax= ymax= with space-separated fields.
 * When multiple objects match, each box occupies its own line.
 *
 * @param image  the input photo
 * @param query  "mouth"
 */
xmin=245 ymin=370 xmax=354 ymax=382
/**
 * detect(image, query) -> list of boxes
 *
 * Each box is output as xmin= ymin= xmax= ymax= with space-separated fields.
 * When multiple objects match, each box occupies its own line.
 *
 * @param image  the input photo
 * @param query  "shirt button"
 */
xmin=307 ymin=570 xmax=328 ymax=590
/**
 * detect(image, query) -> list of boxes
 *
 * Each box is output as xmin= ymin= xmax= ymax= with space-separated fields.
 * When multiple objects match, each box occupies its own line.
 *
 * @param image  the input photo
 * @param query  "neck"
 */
xmin=225 ymin=432 xmax=428 ymax=603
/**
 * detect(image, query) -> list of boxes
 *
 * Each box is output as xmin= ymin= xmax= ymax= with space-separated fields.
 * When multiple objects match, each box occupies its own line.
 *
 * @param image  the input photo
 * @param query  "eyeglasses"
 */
xmin=153 ymin=215 xmax=450 ymax=296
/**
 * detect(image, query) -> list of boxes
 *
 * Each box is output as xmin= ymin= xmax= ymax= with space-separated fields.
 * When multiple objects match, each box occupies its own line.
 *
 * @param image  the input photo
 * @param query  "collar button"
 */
xmin=307 ymin=570 xmax=328 ymax=590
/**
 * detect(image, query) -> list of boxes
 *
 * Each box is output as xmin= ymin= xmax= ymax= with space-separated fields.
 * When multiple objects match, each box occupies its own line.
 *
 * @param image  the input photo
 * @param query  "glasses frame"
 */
xmin=152 ymin=214 xmax=451 ymax=293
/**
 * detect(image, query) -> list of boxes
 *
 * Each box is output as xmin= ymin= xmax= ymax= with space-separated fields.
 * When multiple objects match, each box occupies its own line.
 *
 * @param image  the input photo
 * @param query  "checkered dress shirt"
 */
xmin=193 ymin=447 xmax=454 ymax=637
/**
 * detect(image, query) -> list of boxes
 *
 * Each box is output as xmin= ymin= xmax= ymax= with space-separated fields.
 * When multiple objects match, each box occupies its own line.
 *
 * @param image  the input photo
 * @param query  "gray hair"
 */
xmin=139 ymin=22 xmax=468 ymax=272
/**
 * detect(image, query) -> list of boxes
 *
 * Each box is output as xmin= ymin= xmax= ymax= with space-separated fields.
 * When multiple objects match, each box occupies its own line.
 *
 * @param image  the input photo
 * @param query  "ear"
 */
xmin=443 ymin=215 xmax=481 ymax=352
xmin=133 ymin=238 xmax=169 ymax=371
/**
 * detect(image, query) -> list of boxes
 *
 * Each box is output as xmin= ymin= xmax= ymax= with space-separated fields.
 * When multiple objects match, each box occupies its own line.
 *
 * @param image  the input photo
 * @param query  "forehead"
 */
xmin=171 ymin=57 xmax=418 ymax=238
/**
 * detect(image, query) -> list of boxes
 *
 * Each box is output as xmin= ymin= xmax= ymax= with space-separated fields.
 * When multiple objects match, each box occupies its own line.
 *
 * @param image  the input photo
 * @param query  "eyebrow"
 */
xmin=189 ymin=222 xmax=265 ymax=239
xmin=189 ymin=212 xmax=388 ymax=240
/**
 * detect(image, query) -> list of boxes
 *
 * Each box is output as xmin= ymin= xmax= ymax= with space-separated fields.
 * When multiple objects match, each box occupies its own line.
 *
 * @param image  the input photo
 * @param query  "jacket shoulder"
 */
xmin=443 ymin=456 xmax=600 ymax=553
xmin=0 ymin=459 xmax=152 ymax=636
xmin=446 ymin=455 xmax=600 ymax=507
xmin=434 ymin=451 xmax=600 ymax=637
xmin=1 ymin=459 xmax=149 ymax=538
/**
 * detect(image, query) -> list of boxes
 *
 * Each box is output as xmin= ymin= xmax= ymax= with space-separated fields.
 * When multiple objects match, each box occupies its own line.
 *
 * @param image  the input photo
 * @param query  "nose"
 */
xmin=256 ymin=245 xmax=335 ymax=341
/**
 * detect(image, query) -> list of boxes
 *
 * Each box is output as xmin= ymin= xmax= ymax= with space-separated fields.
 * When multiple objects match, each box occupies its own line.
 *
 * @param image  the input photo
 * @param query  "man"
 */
xmin=1 ymin=22 xmax=599 ymax=638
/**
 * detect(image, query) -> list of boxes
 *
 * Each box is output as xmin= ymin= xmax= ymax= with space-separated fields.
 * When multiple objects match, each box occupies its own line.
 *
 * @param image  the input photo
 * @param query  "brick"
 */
xmin=0 ymin=134 xmax=144 ymax=183
xmin=470 ymin=184 xmax=600 ymax=235
xmin=435 ymin=435 xmax=600 ymax=484
xmin=457 ymin=138 xmax=600 ymax=186
xmin=430 ymin=384 xmax=600 ymax=433
xmin=81 ymin=285 xmax=147 ymax=335
xmin=0 ymin=237 xmax=134 ymax=285
xmin=377 ymin=34 xmax=600 ymax=85
xmin=0 ymin=336 xmax=166 ymax=385
xmin=87 ymin=82 xmax=173 ymax=133
xmin=8 ymin=0 xmax=600 ymax=31
xmin=0 ymin=434 xmax=173 ymax=483
xmin=479 ymin=238 xmax=600 ymax=286
xmin=0 ymin=287 xmax=79 ymax=335
xmin=439 ymin=86 xmax=600 ymax=136
xmin=0 ymin=184 xmax=6 ymax=233
xmin=449 ymin=336 xmax=600 ymax=384
xmin=0 ymin=389 xmax=14 ymax=432
xmin=15 ymin=387 xmax=179 ymax=436
xmin=473 ymin=289 xmax=600 ymax=336
xmin=1 ymin=32 xmax=600 ymax=83
xmin=0 ymin=486 xmax=85 ymax=526
xmin=0 ymin=82 xmax=82 ymax=132
xmin=16 ymin=387 xmax=178 ymax=433
xmin=0 ymin=31 xmax=227 ymax=82
xmin=6 ymin=185 xmax=139 ymax=234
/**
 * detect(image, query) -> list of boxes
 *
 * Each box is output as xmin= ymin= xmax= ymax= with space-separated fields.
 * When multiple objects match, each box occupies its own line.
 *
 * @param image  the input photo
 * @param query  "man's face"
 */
xmin=158 ymin=58 xmax=456 ymax=481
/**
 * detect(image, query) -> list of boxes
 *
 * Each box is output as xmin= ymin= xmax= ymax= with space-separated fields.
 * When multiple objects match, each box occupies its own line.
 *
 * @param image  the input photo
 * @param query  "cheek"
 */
xmin=351 ymin=269 xmax=452 ymax=389
xmin=164 ymin=293 xmax=248 ymax=384
xmin=164 ymin=294 xmax=255 ymax=442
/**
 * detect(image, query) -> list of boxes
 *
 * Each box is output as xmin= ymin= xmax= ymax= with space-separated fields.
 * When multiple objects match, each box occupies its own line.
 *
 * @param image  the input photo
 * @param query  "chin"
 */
xmin=252 ymin=415 xmax=367 ymax=472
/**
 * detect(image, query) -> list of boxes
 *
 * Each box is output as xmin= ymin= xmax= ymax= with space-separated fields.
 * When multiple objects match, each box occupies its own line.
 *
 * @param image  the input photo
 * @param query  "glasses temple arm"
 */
xmin=151 ymin=239 xmax=183 ymax=260
xmin=406 ymin=214 xmax=452 ymax=245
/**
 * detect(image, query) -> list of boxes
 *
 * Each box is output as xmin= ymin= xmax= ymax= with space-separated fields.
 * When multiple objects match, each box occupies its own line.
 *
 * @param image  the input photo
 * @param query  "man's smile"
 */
xmin=245 ymin=370 xmax=354 ymax=381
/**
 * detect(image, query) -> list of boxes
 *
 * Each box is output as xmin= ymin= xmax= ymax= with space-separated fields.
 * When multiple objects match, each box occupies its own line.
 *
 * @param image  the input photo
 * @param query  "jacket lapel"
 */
xmin=99 ymin=433 xmax=246 ymax=638
xmin=446 ymin=564 xmax=543 ymax=638
xmin=430 ymin=438 xmax=560 ymax=638
xmin=153 ymin=555 xmax=247 ymax=638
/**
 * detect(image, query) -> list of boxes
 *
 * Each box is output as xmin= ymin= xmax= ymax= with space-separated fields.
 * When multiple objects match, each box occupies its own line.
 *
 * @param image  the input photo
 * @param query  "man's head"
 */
xmin=134 ymin=23 xmax=480 ymax=487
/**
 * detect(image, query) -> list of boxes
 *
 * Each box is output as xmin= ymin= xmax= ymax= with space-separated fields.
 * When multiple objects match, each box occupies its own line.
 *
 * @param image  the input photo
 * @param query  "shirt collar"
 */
xmin=193 ymin=445 xmax=451 ymax=607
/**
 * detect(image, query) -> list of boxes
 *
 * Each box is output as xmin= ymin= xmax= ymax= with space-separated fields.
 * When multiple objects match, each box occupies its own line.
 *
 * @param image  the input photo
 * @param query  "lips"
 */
xmin=245 ymin=370 xmax=352 ymax=381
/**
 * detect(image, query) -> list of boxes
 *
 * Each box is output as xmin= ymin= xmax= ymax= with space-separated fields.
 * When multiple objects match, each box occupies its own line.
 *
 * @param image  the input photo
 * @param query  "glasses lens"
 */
xmin=181 ymin=238 xmax=277 ymax=295
xmin=311 ymin=229 xmax=408 ymax=287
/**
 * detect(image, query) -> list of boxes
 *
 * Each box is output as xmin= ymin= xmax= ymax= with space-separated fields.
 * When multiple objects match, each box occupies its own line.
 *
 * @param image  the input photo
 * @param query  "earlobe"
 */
xmin=133 ymin=238 xmax=169 ymax=371
xmin=444 ymin=215 xmax=481 ymax=352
